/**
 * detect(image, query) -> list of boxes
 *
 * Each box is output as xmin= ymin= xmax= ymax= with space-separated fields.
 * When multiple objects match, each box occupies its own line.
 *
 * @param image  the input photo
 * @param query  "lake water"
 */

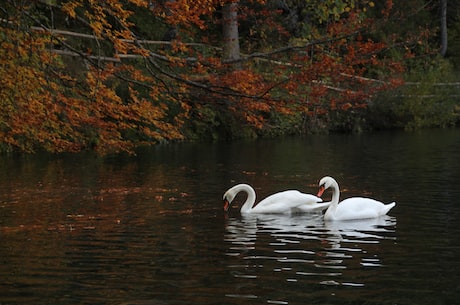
xmin=1 ymin=128 xmax=460 ymax=305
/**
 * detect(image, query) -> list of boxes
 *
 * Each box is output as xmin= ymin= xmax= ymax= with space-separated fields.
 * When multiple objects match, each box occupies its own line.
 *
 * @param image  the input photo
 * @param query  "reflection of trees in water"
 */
xmin=0 ymin=151 xmax=202 ymax=234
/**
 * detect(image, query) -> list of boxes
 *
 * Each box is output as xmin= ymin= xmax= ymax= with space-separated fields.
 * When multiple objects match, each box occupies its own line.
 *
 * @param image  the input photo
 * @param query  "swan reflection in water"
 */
xmin=225 ymin=213 xmax=396 ymax=246
xmin=324 ymin=215 xmax=397 ymax=241
xmin=225 ymin=213 xmax=397 ymax=289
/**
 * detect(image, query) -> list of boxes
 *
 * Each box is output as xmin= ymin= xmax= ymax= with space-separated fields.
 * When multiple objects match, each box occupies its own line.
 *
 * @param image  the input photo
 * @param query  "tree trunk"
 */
xmin=222 ymin=1 xmax=241 ymax=69
xmin=440 ymin=0 xmax=448 ymax=57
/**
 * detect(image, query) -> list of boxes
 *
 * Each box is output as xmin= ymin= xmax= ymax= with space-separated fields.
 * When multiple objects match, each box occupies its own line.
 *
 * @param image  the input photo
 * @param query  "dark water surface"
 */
xmin=1 ymin=129 xmax=460 ymax=305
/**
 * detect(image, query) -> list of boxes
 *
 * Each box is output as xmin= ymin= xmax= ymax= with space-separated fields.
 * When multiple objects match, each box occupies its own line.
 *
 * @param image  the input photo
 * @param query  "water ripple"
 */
xmin=224 ymin=213 xmax=397 ymax=302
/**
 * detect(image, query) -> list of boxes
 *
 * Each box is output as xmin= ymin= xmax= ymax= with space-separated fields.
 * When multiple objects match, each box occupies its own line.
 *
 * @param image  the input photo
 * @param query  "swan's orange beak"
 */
xmin=223 ymin=199 xmax=230 ymax=212
xmin=317 ymin=185 xmax=325 ymax=197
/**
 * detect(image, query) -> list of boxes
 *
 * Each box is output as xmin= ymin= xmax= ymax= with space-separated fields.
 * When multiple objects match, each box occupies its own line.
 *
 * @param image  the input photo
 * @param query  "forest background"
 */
xmin=1 ymin=0 xmax=459 ymax=154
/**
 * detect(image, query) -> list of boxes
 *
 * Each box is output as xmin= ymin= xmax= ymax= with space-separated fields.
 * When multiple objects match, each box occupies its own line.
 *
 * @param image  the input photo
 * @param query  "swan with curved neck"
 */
xmin=223 ymin=184 xmax=328 ymax=214
xmin=317 ymin=176 xmax=396 ymax=221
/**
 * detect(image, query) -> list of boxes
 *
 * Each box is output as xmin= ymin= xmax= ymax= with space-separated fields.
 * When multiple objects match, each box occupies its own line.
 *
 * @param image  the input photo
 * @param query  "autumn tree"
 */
xmin=1 ymin=0 xmax=189 ymax=153
xmin=0 ymin=0 xmax=437 ymax=153
xmin=222 ymin=1 xmax=241 ymax=65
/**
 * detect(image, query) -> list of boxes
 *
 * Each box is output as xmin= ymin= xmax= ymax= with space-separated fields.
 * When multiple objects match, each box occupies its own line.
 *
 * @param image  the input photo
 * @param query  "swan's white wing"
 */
xmin=293 ymin=201 xmax=331 ymax=213
xmin=332 ymin=197 xmax=396 ymax=220
xmin=251 ymin=190 xmax=322 ymax=214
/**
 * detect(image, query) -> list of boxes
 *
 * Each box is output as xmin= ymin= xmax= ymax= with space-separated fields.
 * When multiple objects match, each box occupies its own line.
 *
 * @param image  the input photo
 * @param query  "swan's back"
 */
xmin=328 ymin=197 xmax=396 ymax=220
xmin=251 ymin=190 xmax=322 ymax=214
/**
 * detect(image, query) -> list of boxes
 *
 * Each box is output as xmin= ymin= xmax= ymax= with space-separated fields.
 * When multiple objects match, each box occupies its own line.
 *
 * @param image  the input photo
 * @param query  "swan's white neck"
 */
xmin=324 ymin=179 xmax=340 ymax=219
xmin=235 ymin=184 xmax=257 ymax=213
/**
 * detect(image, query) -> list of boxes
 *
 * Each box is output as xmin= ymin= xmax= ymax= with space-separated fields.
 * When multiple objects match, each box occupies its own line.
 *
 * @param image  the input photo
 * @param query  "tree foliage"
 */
xmin=0 ymin=0 xmax=441 ymax=153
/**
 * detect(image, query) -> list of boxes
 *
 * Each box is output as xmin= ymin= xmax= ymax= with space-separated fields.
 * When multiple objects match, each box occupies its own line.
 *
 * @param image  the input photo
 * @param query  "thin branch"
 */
xmin=404 ymin=82 xmax=460 ymax=86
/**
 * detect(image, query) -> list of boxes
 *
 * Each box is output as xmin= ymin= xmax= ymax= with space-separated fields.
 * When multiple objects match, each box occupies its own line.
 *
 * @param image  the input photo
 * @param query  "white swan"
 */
xmin=317 ymin=176 xmax=396 ymax=221
xmin=223 ymin=183 xmax=328 ymax=214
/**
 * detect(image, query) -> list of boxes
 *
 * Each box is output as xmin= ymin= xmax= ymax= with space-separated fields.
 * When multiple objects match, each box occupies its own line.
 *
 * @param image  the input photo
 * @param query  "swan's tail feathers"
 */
xmin=382 ymin=202 xmax=396 ymax=215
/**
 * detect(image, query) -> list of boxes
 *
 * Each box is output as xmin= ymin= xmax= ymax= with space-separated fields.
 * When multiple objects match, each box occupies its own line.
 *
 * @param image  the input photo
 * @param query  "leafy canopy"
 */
xmin=0 ymin=0 xmax=435 ymax=153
